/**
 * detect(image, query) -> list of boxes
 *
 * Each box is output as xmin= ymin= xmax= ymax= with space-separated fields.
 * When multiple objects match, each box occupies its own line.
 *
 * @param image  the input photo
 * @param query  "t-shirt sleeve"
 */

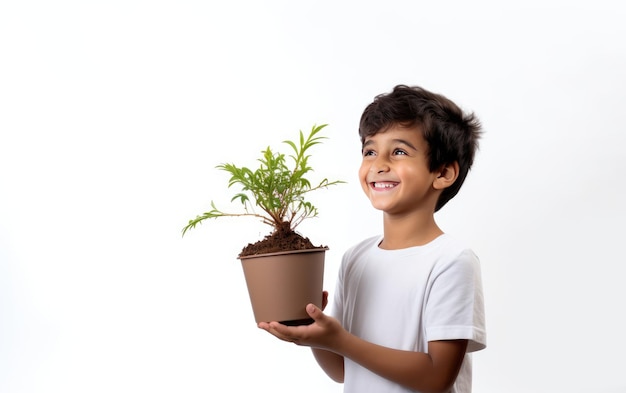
xmin=424 ymin=249 xmax=487 ymax=352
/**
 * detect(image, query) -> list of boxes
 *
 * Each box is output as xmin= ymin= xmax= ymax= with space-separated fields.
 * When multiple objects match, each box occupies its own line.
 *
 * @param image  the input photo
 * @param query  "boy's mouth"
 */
xmin=371 ymin=181 xmax=398 ymax=190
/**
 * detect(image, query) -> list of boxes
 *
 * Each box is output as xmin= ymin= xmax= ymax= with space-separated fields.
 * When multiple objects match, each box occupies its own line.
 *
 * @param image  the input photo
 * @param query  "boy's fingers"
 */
xmin=268 ymin=322 xmax=293 ymax=336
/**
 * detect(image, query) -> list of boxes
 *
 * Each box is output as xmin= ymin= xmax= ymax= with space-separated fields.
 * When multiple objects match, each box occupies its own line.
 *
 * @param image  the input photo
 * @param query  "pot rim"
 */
xmin=238 ymin=246 xmax=329 ymax=260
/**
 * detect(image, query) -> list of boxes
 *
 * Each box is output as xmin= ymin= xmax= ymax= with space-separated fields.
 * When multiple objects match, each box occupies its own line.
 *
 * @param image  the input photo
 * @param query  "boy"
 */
xmin=259 ymin=85 xmax=486 ymax=393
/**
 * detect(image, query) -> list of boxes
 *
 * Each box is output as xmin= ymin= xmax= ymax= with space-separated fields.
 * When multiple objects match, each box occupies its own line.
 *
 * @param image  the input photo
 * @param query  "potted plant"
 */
xmin=182 ymin=124 xmax=343 ymax=325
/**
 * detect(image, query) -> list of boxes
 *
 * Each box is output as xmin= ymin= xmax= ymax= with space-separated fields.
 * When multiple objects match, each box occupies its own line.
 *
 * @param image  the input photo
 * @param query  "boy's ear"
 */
xmin=433 ymin=161 xmax=459 ymax=190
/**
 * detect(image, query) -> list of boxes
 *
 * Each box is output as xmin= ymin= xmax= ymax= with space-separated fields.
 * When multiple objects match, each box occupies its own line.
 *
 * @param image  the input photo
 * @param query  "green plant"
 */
xmin=182 ymin=124 xmax=343 ymax=238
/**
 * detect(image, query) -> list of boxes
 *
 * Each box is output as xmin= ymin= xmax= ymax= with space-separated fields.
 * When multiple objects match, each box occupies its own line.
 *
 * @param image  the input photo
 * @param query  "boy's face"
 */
xmin=359 ymin=125 xmax=440 ymax=215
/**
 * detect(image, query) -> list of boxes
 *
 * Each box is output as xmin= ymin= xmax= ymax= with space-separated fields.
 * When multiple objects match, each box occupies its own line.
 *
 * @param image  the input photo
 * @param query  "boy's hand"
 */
xmin=258 ymin=291 xmax=344 ymax=351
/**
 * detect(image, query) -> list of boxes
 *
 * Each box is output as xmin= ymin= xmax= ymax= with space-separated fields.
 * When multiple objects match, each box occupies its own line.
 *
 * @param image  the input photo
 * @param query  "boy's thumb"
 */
xmin=306 ymin=303 xmax=322 ymax=321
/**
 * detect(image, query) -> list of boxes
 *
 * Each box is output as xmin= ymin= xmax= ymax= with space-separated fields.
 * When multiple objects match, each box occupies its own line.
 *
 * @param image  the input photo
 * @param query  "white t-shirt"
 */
xmin=330 ymin=234 xmax=486 ymax=393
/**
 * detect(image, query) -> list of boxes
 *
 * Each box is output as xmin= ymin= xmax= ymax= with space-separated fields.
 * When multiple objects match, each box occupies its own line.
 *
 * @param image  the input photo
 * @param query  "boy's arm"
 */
xmin=337 ymin=332 xmax=467 ymax=393
xmin=261 ymin=303 xmax=467 ymax=393
xmin=311 ymin=348 xmax=344 ymax=383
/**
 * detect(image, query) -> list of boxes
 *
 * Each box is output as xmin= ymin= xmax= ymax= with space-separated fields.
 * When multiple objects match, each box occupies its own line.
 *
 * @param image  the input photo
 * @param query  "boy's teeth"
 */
xmin=374 ymin=182 xmax=395 ymax=188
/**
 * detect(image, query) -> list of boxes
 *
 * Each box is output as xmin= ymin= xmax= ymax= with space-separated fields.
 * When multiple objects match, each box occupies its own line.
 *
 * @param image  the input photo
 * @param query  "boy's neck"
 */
xmin=379 ymin=210 xmax=443 ymax=250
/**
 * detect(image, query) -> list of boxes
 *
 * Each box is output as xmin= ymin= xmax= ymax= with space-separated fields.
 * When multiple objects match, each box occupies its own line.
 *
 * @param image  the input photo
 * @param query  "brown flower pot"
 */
xmin=238 ymin=247 xmax=327 ymax=325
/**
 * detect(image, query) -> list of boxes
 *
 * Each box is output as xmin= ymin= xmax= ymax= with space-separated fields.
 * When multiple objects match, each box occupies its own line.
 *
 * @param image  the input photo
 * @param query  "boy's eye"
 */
xmin=362 ymin=149 xmax=376 ymax=157
xmin=393 ymin=148 xmax=408 ymax=155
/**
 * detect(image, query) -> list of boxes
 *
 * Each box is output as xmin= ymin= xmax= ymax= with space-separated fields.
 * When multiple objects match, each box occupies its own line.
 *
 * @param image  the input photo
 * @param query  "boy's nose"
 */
xmin=372 ymin=162 xmax=390 ymax=173
xmin=368 ymin=154 xmax=391 ymax=174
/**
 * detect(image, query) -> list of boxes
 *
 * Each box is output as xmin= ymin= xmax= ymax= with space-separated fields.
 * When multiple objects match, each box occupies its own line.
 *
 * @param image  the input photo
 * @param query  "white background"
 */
xmin=1 ymin=1 xmax=625 ymax=392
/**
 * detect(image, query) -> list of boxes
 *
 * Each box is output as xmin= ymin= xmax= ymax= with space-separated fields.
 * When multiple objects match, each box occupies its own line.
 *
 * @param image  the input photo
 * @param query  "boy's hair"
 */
xmin=359 ymin=84 xmax=482 ymax=212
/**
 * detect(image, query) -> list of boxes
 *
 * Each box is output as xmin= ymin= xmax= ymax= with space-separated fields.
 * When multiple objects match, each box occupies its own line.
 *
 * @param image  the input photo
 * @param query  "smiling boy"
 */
xmin=259 ymin=85 xmax=486 ymax=393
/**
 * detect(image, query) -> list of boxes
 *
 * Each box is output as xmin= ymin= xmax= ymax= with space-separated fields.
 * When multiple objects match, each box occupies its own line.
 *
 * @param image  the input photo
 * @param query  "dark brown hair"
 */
xmin=359 ymin=85 xmax=482 ymax=211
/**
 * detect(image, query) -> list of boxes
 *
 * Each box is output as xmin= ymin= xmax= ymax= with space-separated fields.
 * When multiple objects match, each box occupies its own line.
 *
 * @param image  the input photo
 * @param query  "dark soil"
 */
xmin=238 ymin=222 xmax=322 ymax=257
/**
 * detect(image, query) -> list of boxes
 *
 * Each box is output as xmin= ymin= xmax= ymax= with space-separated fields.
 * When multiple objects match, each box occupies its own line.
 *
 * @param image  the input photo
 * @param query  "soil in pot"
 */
xmin=238 ymin=221 xmax=325 ymax=257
